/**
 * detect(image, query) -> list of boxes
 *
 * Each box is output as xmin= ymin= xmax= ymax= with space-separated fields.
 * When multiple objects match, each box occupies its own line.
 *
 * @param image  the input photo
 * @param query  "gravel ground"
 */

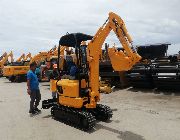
xmin=0 ymin=77 xmax=180 ymax=140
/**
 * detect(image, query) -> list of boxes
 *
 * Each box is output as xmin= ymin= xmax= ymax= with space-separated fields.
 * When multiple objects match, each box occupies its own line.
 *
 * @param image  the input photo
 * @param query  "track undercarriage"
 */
xmin=42 ymin=99 xmax=113 ymax=130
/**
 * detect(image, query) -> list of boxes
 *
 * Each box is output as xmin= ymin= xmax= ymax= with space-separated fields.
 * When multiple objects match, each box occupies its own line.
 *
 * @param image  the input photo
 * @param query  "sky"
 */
xmin=0 ymin=0 xmax=180 ymax=58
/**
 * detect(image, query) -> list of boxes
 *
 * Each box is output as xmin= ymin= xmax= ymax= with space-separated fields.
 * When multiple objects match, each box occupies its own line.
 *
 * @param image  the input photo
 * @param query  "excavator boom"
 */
xmin=0 ymin=52 xmax=7 ymax=61
xmin=3 ymin=46 xmax=66 ymax=82
xmin=86 ymin=12 xmax=141 ymax=108
xmin=0 ymin=51 xmax=13 ymax=68
xmin=0 ymin=51 xmax=13 ymax=76
xmin=16 ymin=53 xmax=25 ymax=62
xmin=24 ymin=52 xmax=32 ymax=61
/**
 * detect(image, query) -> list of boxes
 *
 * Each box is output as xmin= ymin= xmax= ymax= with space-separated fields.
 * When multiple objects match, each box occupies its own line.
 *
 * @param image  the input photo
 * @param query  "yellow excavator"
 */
xmin=24 ymin=52 xmax=32 ymax=61
xmin=42 ymin=12 xmax=141 ymax=130
xmin=0 ymin=51 xmax=13 ymax=76
xmin=3 ymin=52 xmax=32 ymax=82
xmin=16 ymin=53 xmax=26 ymax=62
xmin=0 ymin=52 xmax=7 ymax=61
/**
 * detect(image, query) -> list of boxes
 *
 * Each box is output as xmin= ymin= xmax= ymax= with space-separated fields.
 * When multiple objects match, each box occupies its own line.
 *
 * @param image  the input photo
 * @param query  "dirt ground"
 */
xmin=0 ymin=77 xmax=180 ymax=140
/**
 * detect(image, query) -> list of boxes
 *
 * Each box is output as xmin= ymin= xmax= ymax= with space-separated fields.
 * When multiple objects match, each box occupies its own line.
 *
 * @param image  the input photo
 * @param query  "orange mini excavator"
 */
xmin=42 ymin=12 xmax=141 ymax=130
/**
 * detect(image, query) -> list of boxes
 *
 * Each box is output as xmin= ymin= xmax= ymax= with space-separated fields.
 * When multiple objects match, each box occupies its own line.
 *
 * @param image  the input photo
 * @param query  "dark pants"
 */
xmin=30 ymin=89 xmax=41 ymax=112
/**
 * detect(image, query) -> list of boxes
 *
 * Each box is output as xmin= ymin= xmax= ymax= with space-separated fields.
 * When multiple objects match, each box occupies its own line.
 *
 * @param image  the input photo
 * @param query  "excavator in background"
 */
xmin=9 ymin=52 xmax=32 ymax=67
xmin=0 ymin=52 xmax=7 ymax=61
xmin=3 ymin=47 xmax=66 ymax=82
xmin=48 ymin=45 xmax=57 ymax=54
xmin=5 ymin=53 xmax=27 ymax=69
xmin=38 ymin=46 xmax=67 ymax=81
xmin=3 ymin=52 xmax=32 ymax=82
xmin=42 ymin=12 xmax=141 ymax=130
xmin=99 ymin=43 xmax=130 ymax=93
xmin=24 ymin=52 xmax=32 ymax=61
xmin=7 ymin=53 xmax=26 ymax=67
xmin=16 ymin=53 xmax=25 ymax=62
xmin=0 ymin=51 xmax=13 ymax=77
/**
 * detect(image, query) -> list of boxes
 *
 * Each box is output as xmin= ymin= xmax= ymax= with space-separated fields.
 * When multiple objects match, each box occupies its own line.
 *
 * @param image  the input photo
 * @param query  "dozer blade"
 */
xmin=42 ymin=98 xmax=57 ymax=109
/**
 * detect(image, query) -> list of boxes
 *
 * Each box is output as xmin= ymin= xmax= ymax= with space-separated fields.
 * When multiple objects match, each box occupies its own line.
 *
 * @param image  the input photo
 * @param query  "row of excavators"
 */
xmin=0 ymin=12 xmax=179 ymax=130
xmin=0 ymin=46 xmax=65 ymax=82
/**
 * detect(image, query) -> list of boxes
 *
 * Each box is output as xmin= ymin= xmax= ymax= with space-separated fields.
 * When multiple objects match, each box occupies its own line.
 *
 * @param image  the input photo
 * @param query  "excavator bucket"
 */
xmin=108 ymin=47 xmax=137 ymax=71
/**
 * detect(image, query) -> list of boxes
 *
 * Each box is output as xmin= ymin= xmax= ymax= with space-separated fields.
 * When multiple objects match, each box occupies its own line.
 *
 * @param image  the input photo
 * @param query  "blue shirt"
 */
xmin=27 ymin=70 xmax=39 ymax=90
xmin=35 ymin=67 xmax=40 ymax=75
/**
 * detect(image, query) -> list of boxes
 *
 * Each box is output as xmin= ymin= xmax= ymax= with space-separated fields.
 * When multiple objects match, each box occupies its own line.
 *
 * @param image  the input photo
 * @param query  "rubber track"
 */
xmin=94 ymin=104 xmax=113 ymax=121
xmin=51 ymin=105 xmax=96 ymax=131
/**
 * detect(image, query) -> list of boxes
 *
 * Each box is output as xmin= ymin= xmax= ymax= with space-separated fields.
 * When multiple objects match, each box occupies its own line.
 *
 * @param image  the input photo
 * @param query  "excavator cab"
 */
xmin=58 ymin=33 xmax=92 ymax=79
xmin=56 ymin=33 xmax=93 ymax=102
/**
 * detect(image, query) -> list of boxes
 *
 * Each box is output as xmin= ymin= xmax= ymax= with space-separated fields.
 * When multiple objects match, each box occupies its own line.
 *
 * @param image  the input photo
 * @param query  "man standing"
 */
xmin=49 ymin=64 xmax=59 ymax=98
xmin=27 ymin=62 xmax=41 ymax=114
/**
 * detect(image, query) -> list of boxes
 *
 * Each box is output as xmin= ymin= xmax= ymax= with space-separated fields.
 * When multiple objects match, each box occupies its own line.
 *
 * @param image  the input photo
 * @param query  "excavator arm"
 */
xmin=24 ymin=52 xmax=32 ymax=61
xmin=16 ymin=53 xmax=25 ymax=62
xmin=0 ymin=52 xmax=7 ymax=61
xmin=88 ymin=12 xmax=141 ymax=69
xmin=52 ymin=46 xmax=66 ymax=56
xmin=49 ymin=46 xmax=57 ymax=53
xmin=30 ymin=52 xmax=49 ymax=64
xmin=29 ymin=47 xmax=56 ymax=64
xmin=0 ymin=51 xmax=13 ymax=68
xmin=86 ymin=12 xmax=141 ymax=108
xmin=30 ymin=46 xmax=66 ymax=65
